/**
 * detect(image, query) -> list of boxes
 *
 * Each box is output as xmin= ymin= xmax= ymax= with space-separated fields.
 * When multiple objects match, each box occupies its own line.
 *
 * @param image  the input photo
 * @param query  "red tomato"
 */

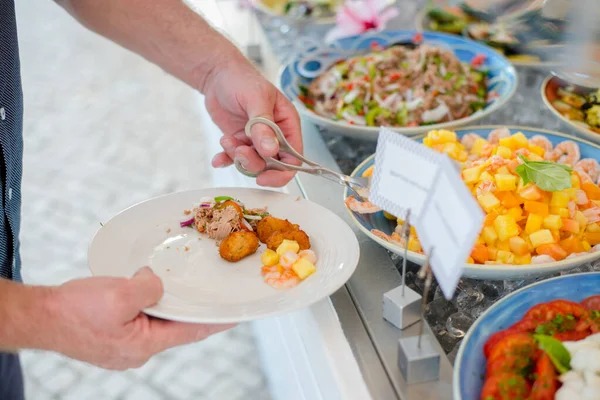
xmin=523 ymin=303 xmax=560 ymax=322
xmin=484 ymin=328 xmax=521 ymax=358
xmin=370 ymin=41 xmax=382 ymax=51
xmin=553 ymin=330 xmax=590 ymax=341
xmin=480 ymin=372 xmax=531 ymax=400
xmin=488 ymin=334 xmax=537 ymax=365
xmin=530 ymin=354 xmax=558 ymax=400
xmin=582 ymin=295 xmax=600 ymax=311
xmin=471 ymin=54 xmax=486 ymax=67
xmin=412 ymin=32 xmax=423 ymax=43
xmin=546 ymin=300 xmax=587 ymax=318
xmin=485 ymin=354 xmax=531 ymax=380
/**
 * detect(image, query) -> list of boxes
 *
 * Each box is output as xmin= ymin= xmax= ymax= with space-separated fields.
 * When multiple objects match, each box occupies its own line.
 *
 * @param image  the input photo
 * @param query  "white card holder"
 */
xmin=370 ymin=128 xmax=443 ymax=221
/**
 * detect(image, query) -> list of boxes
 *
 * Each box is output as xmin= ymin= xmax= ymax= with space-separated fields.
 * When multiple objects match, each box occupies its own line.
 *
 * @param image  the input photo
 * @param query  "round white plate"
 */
xmin=88 ymin=188 xmax=360 ymax=323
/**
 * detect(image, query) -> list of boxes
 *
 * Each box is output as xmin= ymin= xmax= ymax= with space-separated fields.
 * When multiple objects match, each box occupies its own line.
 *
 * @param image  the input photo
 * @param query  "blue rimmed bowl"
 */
xmin=279 ymin=30 xmax=517 ymax=140
xmin=453 ymin=272 xmax=600 ymax=399
xmin=345 ymin=125 xmax=600 ymax=280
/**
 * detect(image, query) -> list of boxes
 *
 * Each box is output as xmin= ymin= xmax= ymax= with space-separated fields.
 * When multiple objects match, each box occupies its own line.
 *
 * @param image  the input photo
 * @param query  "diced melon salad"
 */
xmin=260 ymin=240 xmax=317 ymax=289
xmin=361 ymin=129 xmax=600 ymax=265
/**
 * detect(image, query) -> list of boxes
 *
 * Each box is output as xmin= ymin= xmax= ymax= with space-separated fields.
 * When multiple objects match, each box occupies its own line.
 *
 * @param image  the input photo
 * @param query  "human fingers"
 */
xmin=212 ymin=152 xmax=233 ymax=168
xmin=234 ymin=145 xmax=267 ymax=175
xmin=148 ymin=318 xmax=236 ymax=352
xmin=256 ymin=170 xmax=296 ymax=187
xmin=120 ymin=267 xmax=163 ymax=321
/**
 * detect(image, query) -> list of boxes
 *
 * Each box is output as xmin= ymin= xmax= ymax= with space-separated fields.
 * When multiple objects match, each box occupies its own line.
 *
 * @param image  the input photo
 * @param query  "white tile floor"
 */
xmin=15 ymin=0 xmax=271 ymax=398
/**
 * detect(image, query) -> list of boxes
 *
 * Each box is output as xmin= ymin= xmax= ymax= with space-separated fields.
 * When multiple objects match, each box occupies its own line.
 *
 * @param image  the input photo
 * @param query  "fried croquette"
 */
xmin=219 ymin=231 xmax=260 ymax=262
xmin=266 ymin=229 xmax=311 ymax=251
xmin=256 ymin=216 xmax=299 ymax=243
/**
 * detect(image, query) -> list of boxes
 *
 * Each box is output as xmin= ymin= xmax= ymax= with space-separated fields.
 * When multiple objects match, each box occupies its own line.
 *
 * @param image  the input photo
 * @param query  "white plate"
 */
xmin=88 ymin=188 xmax=360 ymax=323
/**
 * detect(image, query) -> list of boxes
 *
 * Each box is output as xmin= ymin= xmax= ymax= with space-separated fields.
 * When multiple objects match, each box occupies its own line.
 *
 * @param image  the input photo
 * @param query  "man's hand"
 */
xmin=203 ymin=58 xmax=303 ymax=188
xmin=49 ymin=267 xmax=233 ymax=370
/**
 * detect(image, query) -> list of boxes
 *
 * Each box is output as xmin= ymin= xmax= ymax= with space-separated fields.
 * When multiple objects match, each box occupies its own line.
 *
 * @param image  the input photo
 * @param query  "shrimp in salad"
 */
xmin=545 ymin=140 xmax=581 ymax=165
xmin=528 ymin=135 xmax=553 ymax=153
xmin=345 ymin=196 xmax=381 ymax=214
xmin=575 ymin=158 xmax=600 ymax=184
xmin=460 ymin=133 xmax=482 ymax=151
xmin=487 ymin=127 xmax=510 ymax=145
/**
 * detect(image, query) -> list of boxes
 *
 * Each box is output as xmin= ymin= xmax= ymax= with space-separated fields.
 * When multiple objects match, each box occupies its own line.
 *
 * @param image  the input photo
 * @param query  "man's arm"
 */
xmin=0 ymin=278 xmax=56 ymax=351
xmin=55 ymin=0 xmax=245 ymax=93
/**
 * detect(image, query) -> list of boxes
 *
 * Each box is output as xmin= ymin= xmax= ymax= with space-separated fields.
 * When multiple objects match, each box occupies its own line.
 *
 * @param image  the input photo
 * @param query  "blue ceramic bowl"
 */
xmin=280 ymin=30 xmax=518 ymax=140
xmin=453 ymin=272 xmax=600 ymax=399
xmin=346 ymin=126 xmax=600 ymax=280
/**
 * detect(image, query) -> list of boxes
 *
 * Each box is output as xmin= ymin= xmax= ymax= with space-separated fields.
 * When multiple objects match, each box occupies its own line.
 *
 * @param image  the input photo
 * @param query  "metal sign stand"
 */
xmin=382 ymin=211 xmax=422 ymax=330
xmin=397 ymin=250 xmax=441 ymax=384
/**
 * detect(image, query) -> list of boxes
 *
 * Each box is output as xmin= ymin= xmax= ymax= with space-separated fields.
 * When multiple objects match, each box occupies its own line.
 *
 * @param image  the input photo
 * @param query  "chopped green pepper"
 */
xmin=396 ymin=104 xmax=408 ymax=126
xmin=433 ymin=55 xmax=441 ymax=66
xmin=477 ymin=86 xmax=487 ymax=98
xmin=471 ymin=71 xmax=485 ymax=83
xmin=453 ymin=75 xmax=466 ymax=89
xmin=214 ymin=196 xmax=235 ymax=203
xmin=366 ymin=108 xmax=391 ymax=126
xmin=368 ymin=64 xmax=377 ymax=79
xmin=470 ymin=101 xmax=486 ymax=111
xmin=443 ymin=72 xmax=454 ymax=80
xmin=352 ymin=99 xmax=364 ymax=114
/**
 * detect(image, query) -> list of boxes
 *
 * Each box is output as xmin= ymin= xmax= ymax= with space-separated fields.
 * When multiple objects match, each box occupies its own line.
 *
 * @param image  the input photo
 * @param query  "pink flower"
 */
xmin=325 ymin=0 xmax=400 ymax=43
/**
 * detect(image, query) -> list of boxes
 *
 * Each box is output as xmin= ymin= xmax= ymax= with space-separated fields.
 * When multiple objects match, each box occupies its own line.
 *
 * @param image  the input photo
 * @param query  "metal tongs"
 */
xmin=234 ymin=117 xmax=370 ymax=200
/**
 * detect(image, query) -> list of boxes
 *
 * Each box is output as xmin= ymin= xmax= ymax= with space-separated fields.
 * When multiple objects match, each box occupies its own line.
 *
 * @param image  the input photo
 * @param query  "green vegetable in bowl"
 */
xmin=516 ymin=156 xmax=573 ymax=192
xmin=534 ymin=334 xmax=571 ymax=374
xmin=585 ymin=105 xmax=600 ymax=128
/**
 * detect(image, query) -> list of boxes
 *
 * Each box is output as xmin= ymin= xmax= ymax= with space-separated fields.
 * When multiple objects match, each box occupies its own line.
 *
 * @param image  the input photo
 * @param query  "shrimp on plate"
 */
xmin=264 ymin=268 xmax=300 ymax=290
xmin=487 ymin=127 xmax=510 ymax=145
xmin=544 ymin=140 xmax=581 ymax=166
xmin=486 ymin=155 xmax=507 ymax=172
xmin=460 ymin=133 xmax=482 ymax=151
xmin=345 ymin=196 xmax=381 ymax=214
xmin=476 ymin=181 xmax=496 ymax=196
xmin=575 ymin=159 xmax=600 ymax=184
xmin=372 ymin=229 xmax=406 ymax=247
xmin=528 ymin=135 xmax=553 ymax=153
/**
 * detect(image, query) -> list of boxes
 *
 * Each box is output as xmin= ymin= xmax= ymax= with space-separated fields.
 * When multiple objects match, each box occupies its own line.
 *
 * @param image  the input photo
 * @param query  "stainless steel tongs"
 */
xmin=234 ymin=117 xmax=370 ymax=200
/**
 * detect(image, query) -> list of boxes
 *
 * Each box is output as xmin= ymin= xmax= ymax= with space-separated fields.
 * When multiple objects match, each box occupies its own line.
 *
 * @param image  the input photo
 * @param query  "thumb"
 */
xmin=125 ymin=267 xmax=164 ymax=312
xmin=246 ymin=99 xmax=279 ymax=159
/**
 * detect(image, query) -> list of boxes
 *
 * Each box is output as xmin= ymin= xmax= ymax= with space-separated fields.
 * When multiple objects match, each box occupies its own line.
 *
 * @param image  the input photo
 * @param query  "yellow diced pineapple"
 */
xmin=507 ymin=207 xmax=523 ymax=221
xmin=442 ymin=142 xmax=461 ymax=159
xmin=480 ymin=171 xmax=495 ymax=182
xmin=575 ymin=211 xmax=588 ymax=232
xmin=407 ymin=236 xmax=422 ymax=252
xmin=476 ymin=236 xmax=486 ymax=245
xmin=462 ymin=165 xmax=485 ymax=184
xmin=261 ymin=249 xmax=279 ymax=267
xmin=529 ymin=144 xmax=545 ymax=157
xmin=292 ymin=258 xmax=316 ymax=280
xmin=496 ymin=146 xmax=512 ymax=159
xmin=276 ymin=240 xmax=300 ymax=256
xmin=549 ymin=207 xmax=569 ymax=218
xmin=498 ymin=136 xmax=514 ymax=149
xmin=496 ymin=166 xmax=510 ymax=175
xmin=514 ymin=254 xmax=532 ymax=265
xmin=571 ymin=174 xmax=581 ymax=189
xmin=494 ymin=215 xmax=520 ymax=241
xmin=482 ymin=226 xmax=498 ymax=246
xmin=478 ymin=193 xmax=501 ymax=212
xmin=529 ymin=154 xmax=544 ymax=161
xmin=582 ymin=241 xmax=592 ymax=251
xmin=529 ymin=229 xmax=556 ymax=248
xmin=550 ymin=191 xmax=570 ymax=208
xmin=496 ymin=250 xmax=515 ymax=264
xmin=525 ymin=214 xmax=544 ymax=234
xmin=543 ymin=215 xmax=563 ymax=230
xmin=495 ymin=174 xmax=517 ymax=191
xmin=512 ymin=132 xmax=529 ymax=148
xmin=467 ymin=256 xmax=475 ymax=264
xmin=457 ymin=151 xmax=469 ymax=162
xmin=496 ymin=240 xmax=511 ymax=251
xmin=588 ymin=223 xmax=600 ymax=233
xmin=471 ymin=138 xmax=490 ymax=155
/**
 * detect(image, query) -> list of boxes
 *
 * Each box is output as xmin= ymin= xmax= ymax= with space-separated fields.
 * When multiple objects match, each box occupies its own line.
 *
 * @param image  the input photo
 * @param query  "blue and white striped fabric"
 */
xmin=0 ymin=0 xmax=24 ymax=282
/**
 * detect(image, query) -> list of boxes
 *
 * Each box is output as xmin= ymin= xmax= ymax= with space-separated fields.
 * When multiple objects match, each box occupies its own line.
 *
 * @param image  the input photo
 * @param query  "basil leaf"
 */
xmin=534 ymin=334 xmax=571 ymax=374
xmin=515 ymin=156 xmax=573 ymax=192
